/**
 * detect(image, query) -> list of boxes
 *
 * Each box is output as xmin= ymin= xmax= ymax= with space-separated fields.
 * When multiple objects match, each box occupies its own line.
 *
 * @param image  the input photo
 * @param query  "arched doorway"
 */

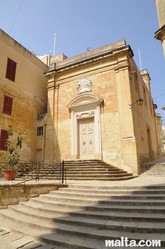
xmin=67 ymin=94 xmax=103 ymax=160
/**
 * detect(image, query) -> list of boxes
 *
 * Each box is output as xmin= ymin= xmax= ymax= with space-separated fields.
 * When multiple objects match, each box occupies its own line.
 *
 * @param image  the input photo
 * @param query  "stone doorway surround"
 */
xmin=78 ymin=117 xmax=94 ymax=159
xmin=67 ymin=93 xmax=103 ymax=160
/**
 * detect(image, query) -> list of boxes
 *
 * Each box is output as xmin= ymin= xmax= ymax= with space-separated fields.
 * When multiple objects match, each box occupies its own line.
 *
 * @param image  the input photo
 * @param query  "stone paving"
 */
xmin=0 ymin=157 xmax=165 ymax=249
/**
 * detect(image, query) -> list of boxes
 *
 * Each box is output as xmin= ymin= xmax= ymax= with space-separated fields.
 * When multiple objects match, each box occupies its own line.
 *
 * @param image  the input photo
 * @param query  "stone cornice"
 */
xmin=155 ymin=24 xmax=165 ymax=41
xmin=44 ymin=41 xmax=134 ymax=76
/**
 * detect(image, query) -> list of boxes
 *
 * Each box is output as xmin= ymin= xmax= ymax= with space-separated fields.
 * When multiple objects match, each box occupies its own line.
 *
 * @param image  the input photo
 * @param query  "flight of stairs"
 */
xmin=63 ymin=159 xmax=134 ymax=180
xmin=141 ymin=162 xmax=165 ymax=176
xmin=0 ymin=184 xmax=165 ymax=248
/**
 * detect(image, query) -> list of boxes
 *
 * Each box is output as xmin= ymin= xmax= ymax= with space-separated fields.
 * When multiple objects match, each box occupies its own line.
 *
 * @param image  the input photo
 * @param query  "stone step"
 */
xmin=64 ymin=165 xmax=118 ymax=169
xmin=66 ymin=176 xmax=134 ymax=180
xmin=49 ymin=190 xmax=165 ymax=200
xmin=38 ymin=192 xmax=165 ymax=205
xmin=9 ymin=202 xmax=165 ymax=223
xmin=20 ymin=198 xmax=165 ymax=214
xmin=65 ymin=169 xmax=124 ymax=173
xmin=65 ymin=168 xmax=120 ymax=172
xmin=68 ymin=184 xmax=165 ymax=190
xmin=64 ymin=175 xmax=133 ymax=179
xmin=58 ymin=187 xmax=165 ymax=195
xmin=59 ymin=161 xmax=116 ymax=167
xmin=65 ymin=166 xmax=120 ymax=169
xmin=64 ymin=171 xmax=131 ymax=176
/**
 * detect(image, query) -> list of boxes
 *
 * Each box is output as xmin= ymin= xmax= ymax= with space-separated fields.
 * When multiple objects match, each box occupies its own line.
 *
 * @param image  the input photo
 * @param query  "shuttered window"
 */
xmin=6 ymin=58 xmax=17 ymax=82
xmin=0 ymin=129 xmax=8 ymax=151
xmin=3 ymin=95 xmax=13 ymax=115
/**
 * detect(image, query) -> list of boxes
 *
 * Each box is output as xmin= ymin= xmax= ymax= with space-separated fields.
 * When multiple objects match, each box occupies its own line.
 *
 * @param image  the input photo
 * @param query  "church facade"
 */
xmin=43 ymin=40 xmax=163 ymax=175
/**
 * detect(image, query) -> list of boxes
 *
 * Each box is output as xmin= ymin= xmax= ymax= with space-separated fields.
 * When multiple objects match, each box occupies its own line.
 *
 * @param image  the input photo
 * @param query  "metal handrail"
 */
xmin=0 ymin=160 xmax=65 ymax=184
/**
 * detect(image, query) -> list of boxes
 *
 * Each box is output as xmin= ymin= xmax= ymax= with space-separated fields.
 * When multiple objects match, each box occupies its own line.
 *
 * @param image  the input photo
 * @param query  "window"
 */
xmin=0 ymin=129 xmax=8 ymax=151
xmin=6 ymin=58 xmax=17 ymax=82
xmin=2 ymin=95 xmax=13 ymax=115
xmin=37 ymin=126 xmax=43 ymax=136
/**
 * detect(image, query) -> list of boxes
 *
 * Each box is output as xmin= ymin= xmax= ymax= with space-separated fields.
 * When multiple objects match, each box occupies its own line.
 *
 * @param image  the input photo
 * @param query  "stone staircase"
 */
xmin=0 ymin=184 xmax=165 ymax=248
xmin=141 ymin=162 xmax=165 ymax=176
xmin=63 ymin=159 xmax=134 ymax=180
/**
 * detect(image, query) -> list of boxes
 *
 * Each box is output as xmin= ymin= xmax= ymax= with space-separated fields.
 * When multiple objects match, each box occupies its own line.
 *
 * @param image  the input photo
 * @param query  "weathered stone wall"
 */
xmin=0 ymin=183 xmax=66 ymax=207
xmin=44 ymin=41 xmax=163 ymax=175
xmin=155 ymin=0 xmax=165 ymax=56
xmin=0 ymin=29 xmax=48 ymax=162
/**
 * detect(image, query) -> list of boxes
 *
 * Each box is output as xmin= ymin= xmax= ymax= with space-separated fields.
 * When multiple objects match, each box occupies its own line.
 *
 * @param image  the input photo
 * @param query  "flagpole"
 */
xmin=53 ymin=33 xmax=56 ymax=56
xmin=138 ymin=49 xmax=142 ymax=70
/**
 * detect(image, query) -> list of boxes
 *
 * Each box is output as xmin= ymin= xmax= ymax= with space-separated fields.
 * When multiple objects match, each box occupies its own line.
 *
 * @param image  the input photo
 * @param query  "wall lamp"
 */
xmin=162 ymin=105 xmax=165 ymax=114
xmin=129 ymin=97 xmax=143 ymax=108
xmin=153 ymin=104 xmax=158 ymax=110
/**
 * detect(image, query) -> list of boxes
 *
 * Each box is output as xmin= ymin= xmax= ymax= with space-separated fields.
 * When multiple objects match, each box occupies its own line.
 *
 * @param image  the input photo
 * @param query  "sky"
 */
xmin=0 ymin=0 xmax=165 ymax=123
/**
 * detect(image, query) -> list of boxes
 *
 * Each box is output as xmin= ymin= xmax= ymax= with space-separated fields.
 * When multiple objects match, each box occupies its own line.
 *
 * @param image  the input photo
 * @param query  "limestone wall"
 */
xmin=0 ymin=183 xmax=66 ymax=207
xmin=0 ymin=29 xmax=48 ymax=162
xmin=44 ymin=41 xmax=163 ymax=175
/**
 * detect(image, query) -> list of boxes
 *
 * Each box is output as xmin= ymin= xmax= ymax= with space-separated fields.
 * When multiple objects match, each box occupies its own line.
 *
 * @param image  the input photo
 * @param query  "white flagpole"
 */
xmin=53 ymin=33 xmax=56 ymax=56
xmin=138 ymin=49 xmax=142 ymax=70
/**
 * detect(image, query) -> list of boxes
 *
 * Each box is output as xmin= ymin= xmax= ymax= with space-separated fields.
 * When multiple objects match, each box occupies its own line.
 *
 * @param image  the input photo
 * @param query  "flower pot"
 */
xmin=3 ymin=170 xmax=17 ymax=180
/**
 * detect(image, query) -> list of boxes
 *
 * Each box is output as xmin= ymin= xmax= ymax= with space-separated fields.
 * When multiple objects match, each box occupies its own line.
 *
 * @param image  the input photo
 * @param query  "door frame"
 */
xmin=78 ymin=117 xmax=95 ymax=159
xmin=67 ymin=94 xmax=103 ymax=160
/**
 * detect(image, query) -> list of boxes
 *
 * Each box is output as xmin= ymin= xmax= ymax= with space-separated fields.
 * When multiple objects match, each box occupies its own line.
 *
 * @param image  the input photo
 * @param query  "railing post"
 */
xmin=62 ymin=160 xmax=64 ymax=184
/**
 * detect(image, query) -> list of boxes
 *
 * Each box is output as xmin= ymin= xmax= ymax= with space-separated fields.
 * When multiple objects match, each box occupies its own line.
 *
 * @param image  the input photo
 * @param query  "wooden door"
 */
xmin=78 ymin=118 xmax=94 ymax=159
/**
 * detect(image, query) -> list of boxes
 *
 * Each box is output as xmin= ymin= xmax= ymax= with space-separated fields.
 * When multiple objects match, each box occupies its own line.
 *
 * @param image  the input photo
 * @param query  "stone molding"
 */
xmin=67 ymin=94 xmax=103 ymax=159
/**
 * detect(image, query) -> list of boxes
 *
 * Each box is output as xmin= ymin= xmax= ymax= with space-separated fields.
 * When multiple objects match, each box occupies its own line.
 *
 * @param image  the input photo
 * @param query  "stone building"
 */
xmin=0 ymin=29 xmax=164 ymax=176
xmin=43 ymin=40 xmax=163 ymax=175
xmin=155 ymin=0 xmax=165 ymax=57
xmin=0 ymin=29 xmax=48 ymax=161
xmin=162 ymin=125 xmax=165 ymax=152
xmin=155 ymin=0 xmax=165 ymax=154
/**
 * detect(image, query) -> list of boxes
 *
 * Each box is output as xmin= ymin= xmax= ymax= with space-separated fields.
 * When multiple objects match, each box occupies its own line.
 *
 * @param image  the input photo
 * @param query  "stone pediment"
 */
xmin=67 ymin=94 xmax=103 ymax=110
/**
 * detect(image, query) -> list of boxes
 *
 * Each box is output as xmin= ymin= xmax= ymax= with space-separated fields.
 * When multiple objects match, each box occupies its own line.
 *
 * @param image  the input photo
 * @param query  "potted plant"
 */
xmin=0 ymin=125 xmax=23 ymax=180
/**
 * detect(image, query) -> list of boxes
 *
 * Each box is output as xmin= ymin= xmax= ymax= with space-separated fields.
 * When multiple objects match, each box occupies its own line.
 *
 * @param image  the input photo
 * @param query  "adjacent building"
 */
xmin=155 ymin=0 xmax=165 ymax=57
xmin=0 ymin=29 xmax=48 ymax=161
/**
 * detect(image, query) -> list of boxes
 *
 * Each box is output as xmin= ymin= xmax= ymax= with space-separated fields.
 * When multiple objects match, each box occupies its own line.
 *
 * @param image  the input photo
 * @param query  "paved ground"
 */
xmin=0 ymin=175 xmax=165 ymax=187
xmin=0 ymin=157 xmax=165 ymax=248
